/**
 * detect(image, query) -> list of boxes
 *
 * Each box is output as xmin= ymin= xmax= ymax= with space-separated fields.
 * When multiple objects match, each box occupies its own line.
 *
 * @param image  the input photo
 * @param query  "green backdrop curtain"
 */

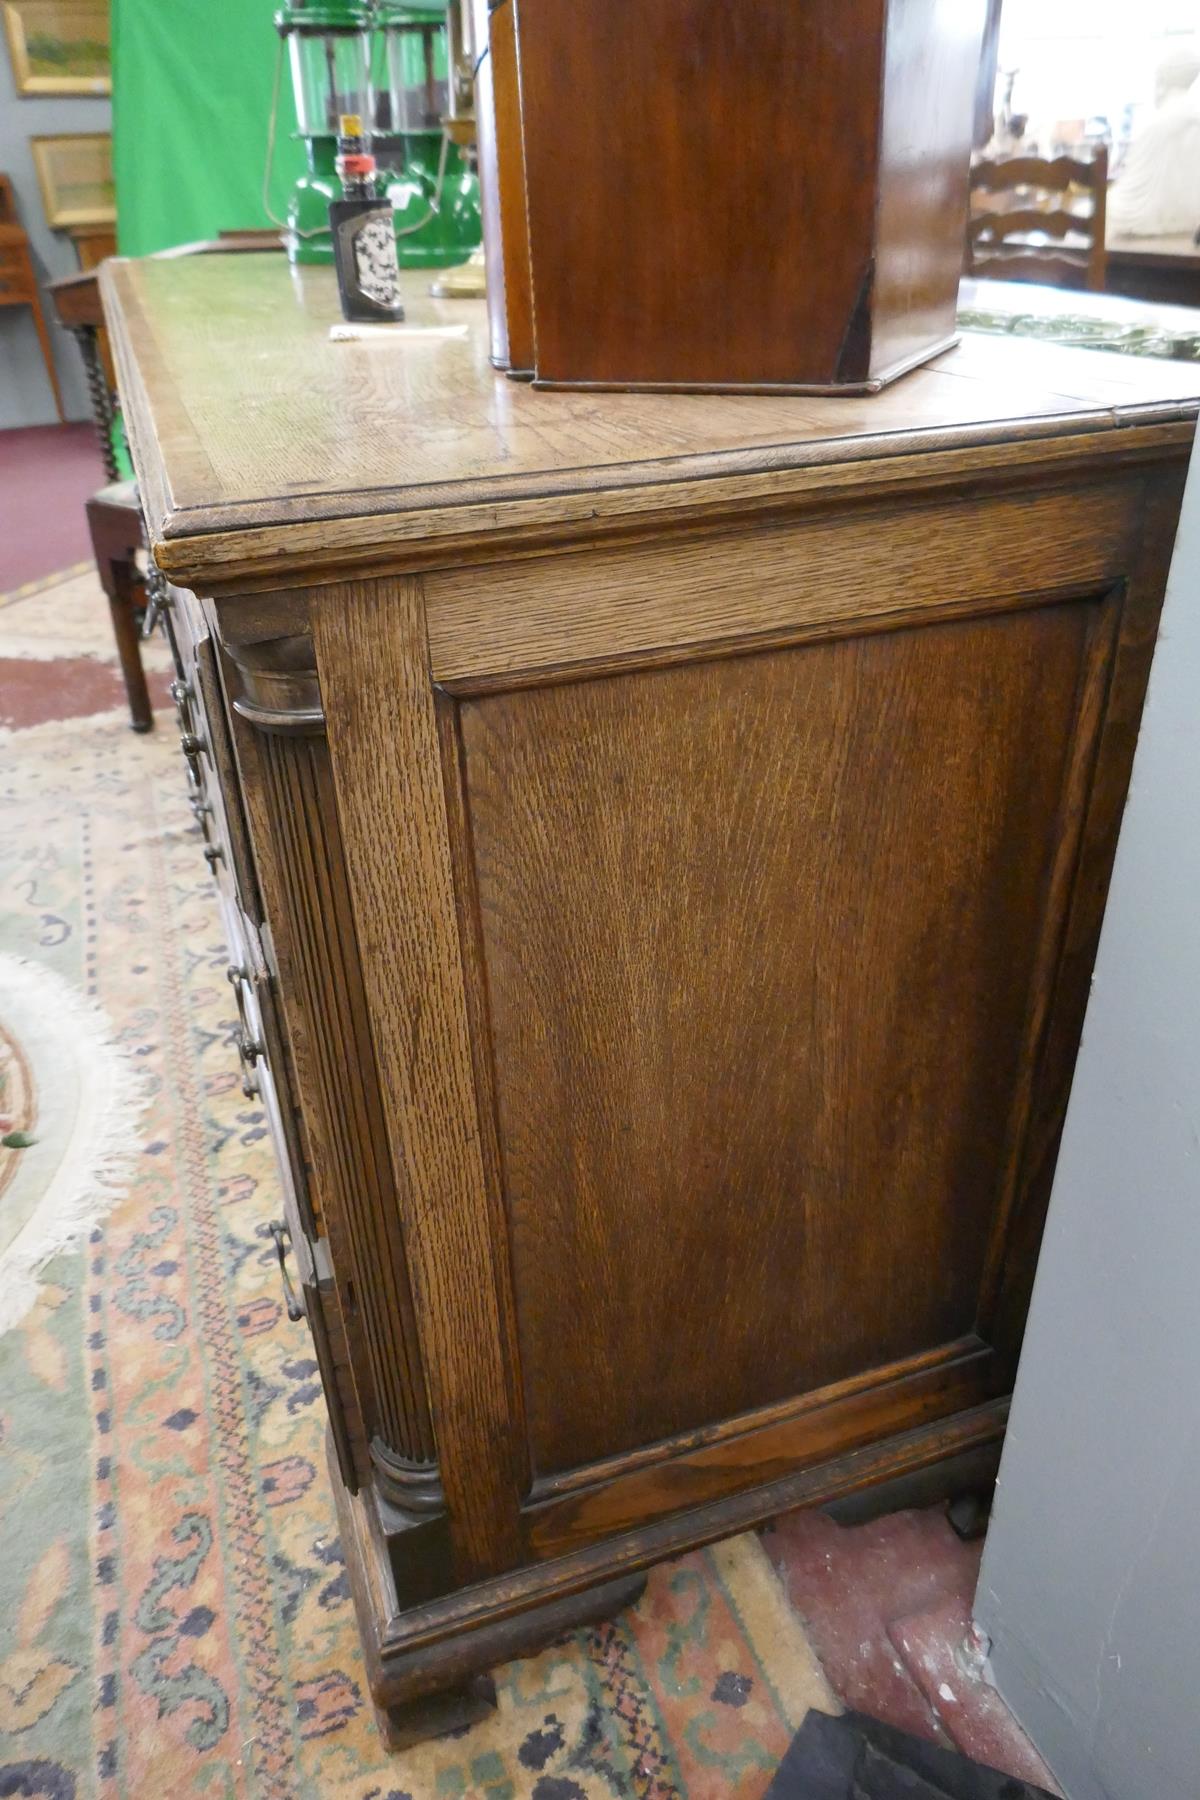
xmin=112 ymin=0 xmax=306 ymax=255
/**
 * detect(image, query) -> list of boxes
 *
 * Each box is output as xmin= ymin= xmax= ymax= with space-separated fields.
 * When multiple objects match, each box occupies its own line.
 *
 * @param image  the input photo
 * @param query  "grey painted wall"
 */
xmin=0 ymin=51 xmax=110 ymax=426
xmin=974 ymin=443 xmax=1200 ymax=1800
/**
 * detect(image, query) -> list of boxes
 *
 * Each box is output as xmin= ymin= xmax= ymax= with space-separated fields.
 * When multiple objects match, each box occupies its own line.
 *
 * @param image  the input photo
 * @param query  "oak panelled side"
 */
xmin=456 ymin=601 xmax=1104 ymax=1478
xmin=204 ymin=466 xmax=1181 ymax=1740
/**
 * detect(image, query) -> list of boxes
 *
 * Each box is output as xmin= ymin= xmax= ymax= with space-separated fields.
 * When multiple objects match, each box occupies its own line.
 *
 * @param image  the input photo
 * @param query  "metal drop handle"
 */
xmin=268 ymin=1220 xmax=305 ymax=1322
xmin=141 ymin=562 xmax=173 ymax=640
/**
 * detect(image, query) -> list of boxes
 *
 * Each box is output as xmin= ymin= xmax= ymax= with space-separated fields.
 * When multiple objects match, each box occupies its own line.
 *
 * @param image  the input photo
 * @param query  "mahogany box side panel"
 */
xmin=515 ymin=0 xmax=888 ymax=389
xmin=512 ymin=0 xmax=985 ymax=391
xmin=870 ymin=0 xmax=984 ymax=383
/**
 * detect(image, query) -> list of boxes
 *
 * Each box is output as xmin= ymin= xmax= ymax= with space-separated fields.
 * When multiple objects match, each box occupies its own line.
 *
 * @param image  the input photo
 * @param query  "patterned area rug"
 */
xmin=0 ymin=571 xmax=836 ymax=1798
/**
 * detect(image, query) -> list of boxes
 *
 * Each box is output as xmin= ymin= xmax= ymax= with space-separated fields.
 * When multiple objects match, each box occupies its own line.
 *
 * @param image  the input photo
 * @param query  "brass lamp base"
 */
xmin=429 ymin=246 xmax=487 ymax=300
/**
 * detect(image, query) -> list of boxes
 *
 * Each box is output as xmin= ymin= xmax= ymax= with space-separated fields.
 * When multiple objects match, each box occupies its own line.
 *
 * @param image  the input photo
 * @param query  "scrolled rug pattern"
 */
xmin=0 ymin=573 xmax=836 ymax=1798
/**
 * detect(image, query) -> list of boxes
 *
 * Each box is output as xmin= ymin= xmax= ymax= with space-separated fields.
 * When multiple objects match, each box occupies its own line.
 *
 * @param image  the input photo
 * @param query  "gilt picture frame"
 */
xmin=3 ymin=0 xmax=110 ymax=96
xmin=30 ymin=132 xmax=115 ymax=227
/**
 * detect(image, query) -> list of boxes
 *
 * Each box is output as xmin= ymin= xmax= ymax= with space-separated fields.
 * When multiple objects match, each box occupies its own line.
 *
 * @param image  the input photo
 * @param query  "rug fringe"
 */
xmin=0 ymin=954 xmax=151 ymax=1335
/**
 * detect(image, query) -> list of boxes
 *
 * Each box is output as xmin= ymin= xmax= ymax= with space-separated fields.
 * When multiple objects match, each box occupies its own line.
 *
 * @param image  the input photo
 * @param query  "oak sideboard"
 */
xmin=102 ymin=253 xmax=1199 ymax=1745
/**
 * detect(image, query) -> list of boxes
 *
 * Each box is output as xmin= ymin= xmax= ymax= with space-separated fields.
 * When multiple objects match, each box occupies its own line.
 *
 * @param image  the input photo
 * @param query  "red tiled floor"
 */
xmin=764 ymin=1502 xmax=1060 ymax=1792
xmin=890 ymin=1592 xmax=1060 ymax=1792
xmin=0 ymin=423 xmax=101 ymax=591
xmin=763 ymin=1505 xmax=978 ymax=1747
xmin=0 ymin=654 xmax=171 ymax=731
xmin=1 ymin=654 xmax=121 ymax=730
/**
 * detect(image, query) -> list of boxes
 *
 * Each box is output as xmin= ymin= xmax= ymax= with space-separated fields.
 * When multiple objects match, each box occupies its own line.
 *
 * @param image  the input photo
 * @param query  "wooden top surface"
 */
xmin=100 ymin=253 xmax=1200 ymax=590
xmin=1106 ymin=232 xmax=1200 ymax=270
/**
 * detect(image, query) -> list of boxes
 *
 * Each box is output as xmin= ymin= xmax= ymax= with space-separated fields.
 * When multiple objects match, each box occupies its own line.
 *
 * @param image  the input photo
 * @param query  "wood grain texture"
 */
xmin=460 ymin=602 xmax=1095 ymax=1475
xmin=515 ymin=0 xmax=884 ymax=387
xmin=870 ymin=0 xmax=983 ymax=382
xmin=106 ymin=243 xmax=1196 ymax=1735
xmin=425 ymin=480 xmax=1139 ymax=689
xmin=329 ymin=1425 xmax=642 ymax=1716
xmin=987 ymin=465 xmax=1191 ymax=1361
xmin=252 ymin=731 xmax=438 ymax=1464
xmin=528 ymin=1337 xmax=983 ymax=1503
xmin=435 ymin=693 xmax=531 ymax=1500
xmin=975 ymin=591 xmax=1121 ymax=1340
xmin=525 ymin=1341 xmax=999 ymax=1558
xmin=155 ymin=421 xmax=1197 ymax=599
xmin=97 ymin=254 xmax=1200 ymax=590
xmin=311 ymin=574 xmax=524 ymax=1579
xmin=354 ymin=1399 xmax=1010 ymax=1694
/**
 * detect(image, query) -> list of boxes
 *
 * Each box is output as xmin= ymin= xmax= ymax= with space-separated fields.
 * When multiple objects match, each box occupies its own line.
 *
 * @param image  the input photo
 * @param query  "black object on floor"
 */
xmin=764 ymin=1709 xmax=1056 ymax=1799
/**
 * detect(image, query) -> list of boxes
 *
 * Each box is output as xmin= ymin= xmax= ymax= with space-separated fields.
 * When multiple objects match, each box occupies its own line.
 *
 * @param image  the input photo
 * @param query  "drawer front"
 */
xmin=0 ymin=244 xmax=33 ymax=299
xmin=227 ymin=927 xmax=316 ymax=1246
xmin=158 ymin=598 xmax=361 ymax=1489
xmin=232 ymin=941 xmax=359 ymax=1489
xmin=169 ymin=628 xmax=263 ymax=928
xmin=164 ymin=635 xmax=311 ymax=1243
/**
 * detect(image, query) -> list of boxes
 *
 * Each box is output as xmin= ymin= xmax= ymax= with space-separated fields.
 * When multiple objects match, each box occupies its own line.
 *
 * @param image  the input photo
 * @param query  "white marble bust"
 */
xmin=1108 ymin=46 xmax=1200 ymax=239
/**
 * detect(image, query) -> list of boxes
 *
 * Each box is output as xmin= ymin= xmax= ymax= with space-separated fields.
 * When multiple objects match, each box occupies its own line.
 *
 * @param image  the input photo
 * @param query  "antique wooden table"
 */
xmin=102 ymin=253 xmax=1199 ymax=1745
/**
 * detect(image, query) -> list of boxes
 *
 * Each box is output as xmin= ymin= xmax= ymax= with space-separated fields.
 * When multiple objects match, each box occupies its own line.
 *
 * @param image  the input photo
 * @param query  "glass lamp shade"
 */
xmin=373 ymin=4 xmax=449 ymax=137
xmin=277 ymin=4 xmax=373 ymax=138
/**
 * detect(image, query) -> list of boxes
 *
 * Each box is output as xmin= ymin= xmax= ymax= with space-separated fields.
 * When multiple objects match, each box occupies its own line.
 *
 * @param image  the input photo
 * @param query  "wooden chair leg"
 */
xmin=106 ymin=566 xmax=154 ymax=732
xmin=87 ymin=497 xmax=153 ymax=732
xmin=29 ymin=288 xmax=67 ymax=424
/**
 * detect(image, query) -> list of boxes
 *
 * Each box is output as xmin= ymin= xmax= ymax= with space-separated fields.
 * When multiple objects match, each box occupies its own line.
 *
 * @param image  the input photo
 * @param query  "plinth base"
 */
xmin=328 ymin=1432 xmax=648 ymax=1748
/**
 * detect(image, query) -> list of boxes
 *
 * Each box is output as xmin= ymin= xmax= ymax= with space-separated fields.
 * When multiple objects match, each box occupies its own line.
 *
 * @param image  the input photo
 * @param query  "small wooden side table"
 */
xmin=67 ymin=223 xmax=117 ymax=274
xmin=66 ymin=222 xmax=118 ymax=390
xmin=0 ymin=174 xmax=65 ymax=422
xmin=1105 ymin=232 xmax=1200 ymax=310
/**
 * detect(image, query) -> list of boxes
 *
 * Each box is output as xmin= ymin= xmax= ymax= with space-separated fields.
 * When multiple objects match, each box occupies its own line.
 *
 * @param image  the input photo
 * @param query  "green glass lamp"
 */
xmin=273 ymin=0 xmax=481 ymax=268
xmin=372 ymin=1 xmax=480 ymax=268
xmin=273 ymin=0 xmax=373 ymax=264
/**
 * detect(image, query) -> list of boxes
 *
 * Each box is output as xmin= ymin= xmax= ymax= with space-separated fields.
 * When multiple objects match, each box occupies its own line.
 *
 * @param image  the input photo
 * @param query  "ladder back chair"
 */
xmin=47 ymin=266 xmax=153 ymax=730
xmin=46 ymin=235 xmax=285 ymax=733
xmin=968 ymin=148 xmax=1109 ymax=293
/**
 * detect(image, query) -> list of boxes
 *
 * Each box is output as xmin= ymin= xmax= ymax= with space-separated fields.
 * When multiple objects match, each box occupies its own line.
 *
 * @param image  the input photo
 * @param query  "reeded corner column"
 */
xmin=218 ymin=611 xmax=454 ymax=1603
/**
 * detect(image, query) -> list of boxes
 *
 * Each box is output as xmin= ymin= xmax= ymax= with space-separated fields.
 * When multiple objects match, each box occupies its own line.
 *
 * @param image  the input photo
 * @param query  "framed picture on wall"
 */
xmin=3 ymin=0 xmax=110 ymax=96
xmin=31 ymin=132 xmax=114 ymax=227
